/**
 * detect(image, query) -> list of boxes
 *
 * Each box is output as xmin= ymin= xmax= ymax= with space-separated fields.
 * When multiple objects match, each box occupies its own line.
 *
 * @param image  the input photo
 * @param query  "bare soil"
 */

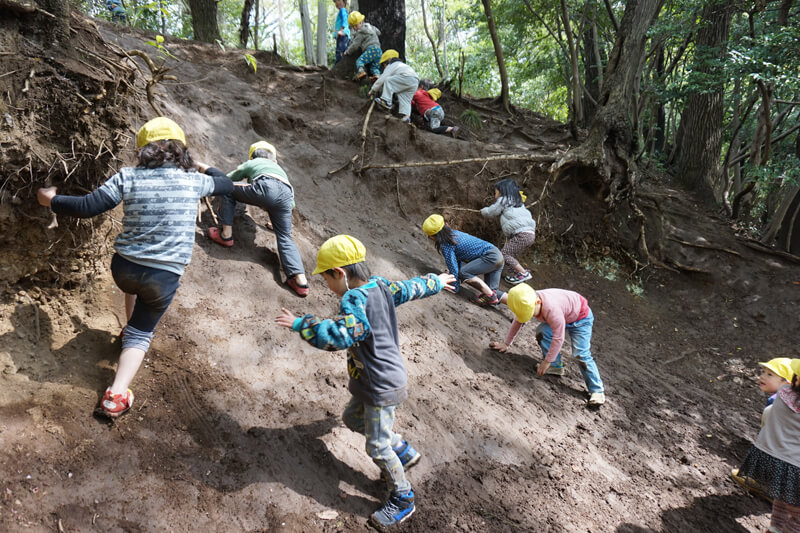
xmin=1 ymin=13 xmax=799 ymax=533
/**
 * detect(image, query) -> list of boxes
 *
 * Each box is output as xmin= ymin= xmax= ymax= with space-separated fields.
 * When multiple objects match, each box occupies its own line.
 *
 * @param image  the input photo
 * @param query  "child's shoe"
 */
xmin=374 ymin=97 xmax=392 ymax=111
xmin=356 ymin=69 xmax=367 ymax=80
xmin=392 ymin=440 xmax=421 ymax=469
xmin=470 ymin=290 xmax=500 ymax=307
xmin=545 ymin=364 xmax=565 ymax=376
xmin=450 ymin=126 xmax=460 ymax=138
xmin=208 ymin=227 xmax=234 ymax=247
xmin=504 ymin=270 xmax=532 ymax=285
xmin=99 ymin=388 xmax=134 ymax=418
xmin=588 ymin=392 xmax=606 ymax=406
xmin=369 ymin=490 xmax=415 ymax=531
xmin=286 ymin=278 xmax=310 ymax=297
xmin=369 ymin=75 xmax=379 ymax=82
xmin=401 ymin=116 xmax=411 ymax=124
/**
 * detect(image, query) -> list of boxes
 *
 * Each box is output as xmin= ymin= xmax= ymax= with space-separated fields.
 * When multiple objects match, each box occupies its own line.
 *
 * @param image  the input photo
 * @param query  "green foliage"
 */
xmin=359 ymin=85 xmax=371 ymax=99
xmin=459 ymin=109 xmax=482 ymax=130
xmin=144 ymin=34 xmax=176 ymax=60
xmin=244 ymin=53 xmax=257 ymax=73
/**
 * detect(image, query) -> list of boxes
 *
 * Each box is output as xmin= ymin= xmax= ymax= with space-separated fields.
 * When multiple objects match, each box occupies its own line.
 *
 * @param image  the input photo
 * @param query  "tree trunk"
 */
xmin=421 ymin=0 xmax=443 ymax=79
xmin=560 ymin=0 xmax=583 ymax=132
xmin=670 ymin=0 xmax=733 ymax=203
xmin=582 ymin=18 xmax=602 ymax=126
xmin=278 ymin=0 xmax=288 ymax=58
xmin=440 ymin=0 xmax=449 ymax=79
xmin=480 ymin=0 xmax=510 ymax=113
xmin=299 ymin=0 xmax=314 ymax=65
xmin=254 ymin=0 xmax=260 ymax=50
xmin=186 ymin=0 xmax=222 ymax=43
xmin=240 ymin=0 xmax=255 ymax=48
xmin=316 ymin=0 xmax=327 ymax=66
xmin=359 ymin=0 xmax=406 ymax=59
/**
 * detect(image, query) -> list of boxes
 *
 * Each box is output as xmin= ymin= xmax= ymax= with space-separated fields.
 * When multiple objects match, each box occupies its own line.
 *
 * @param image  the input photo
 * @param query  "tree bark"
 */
xmin=440 ymin=0 xmax=449 ymax=79
xmin=186 ymin=0 xmax=222 ymax=43
xmin=670 ymin=0 xmax=733 ymax=203
xmin=240 ymin=0 xmax=255 ymax=48
xmin=421 ymin=0 xmax=443 ymax=79
xmin=481 ymin=0 xmax=510 ymax=113
xmin=582 ymin=17 xmax=602 ymax=126
xmin=561 ymin=0 xmax=583 ymax=133
xmin=316 ymin=0 xmax=327 ymax=66
xmin=278 ymin=0 xmax=288 ymax=58
xmin=360 ymin=0 xmax=406 ymax=59
xmin=299 ymin=0 xmax=314 ymax=65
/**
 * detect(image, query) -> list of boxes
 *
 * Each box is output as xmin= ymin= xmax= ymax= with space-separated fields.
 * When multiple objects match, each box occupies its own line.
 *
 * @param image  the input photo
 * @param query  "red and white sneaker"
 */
xmin=99 ymin=388 xmax=134 ymax=418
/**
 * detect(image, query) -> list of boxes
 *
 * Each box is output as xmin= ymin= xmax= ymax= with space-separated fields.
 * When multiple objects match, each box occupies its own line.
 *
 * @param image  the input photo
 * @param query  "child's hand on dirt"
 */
xmin=37 ymin=187 xmax=57 ymax=207
xmin=437 ymin=272 xmax=456 ymax=292
xmin=275 ymin=307 xmax=297 ymax=328
xmin=490 ymin=341 xmax=509 ymax=353
xmin=536 ymin=361 xmax=551 ymax=376
xmin=196 ymin=162 xmax=209 ymax=173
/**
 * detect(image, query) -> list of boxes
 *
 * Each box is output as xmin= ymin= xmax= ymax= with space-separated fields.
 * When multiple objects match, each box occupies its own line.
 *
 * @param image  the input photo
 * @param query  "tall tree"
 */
xmin=554 ymin=0 xmax=665 ymax=208
xmin=299 ymin=0 xmax=314 ymax=64
xmin=186 ymin=0 xmax=222 ymax=42
xmin=316 ymin=0 xmax=327 ymax=66
xmin=239 ymin=0 xmax=255 ymax=48
xmin=360 ymin=0 xmax=406 ymax=59
xmin=670 ymin=0 xmax=734 ymax=202
xmin=481 ymin=0 xmax=510 ymax=112
xmin=560 ymin=0 xmax=583 ymax=135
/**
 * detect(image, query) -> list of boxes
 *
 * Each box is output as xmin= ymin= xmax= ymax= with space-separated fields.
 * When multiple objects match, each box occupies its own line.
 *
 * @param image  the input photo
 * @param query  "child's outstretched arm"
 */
xmin=490 ymin=318 xmax=523 ymax=352
xmin=274 ymin=290 xmax=371 ymax=351
xmin=480 ymin=198 xmax=504 ymax=218
xmin=380 ymin=272 xmax=456 ymax=308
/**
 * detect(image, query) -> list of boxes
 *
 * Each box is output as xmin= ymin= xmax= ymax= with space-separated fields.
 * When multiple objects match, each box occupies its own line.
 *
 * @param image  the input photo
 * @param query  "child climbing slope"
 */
xmin=369 ymin=50 xmax=419 ymax=123
xmin=423 ymin=214 xmax=504 ymax=306
xmin=491 ymin=283 xmax=606 ymax=406
xmin=343 ymin=11 xmax=382 ymax=80
xmin=481 ymin=178 xmax=536 ymax=285
xmin=275 ymin=235 xmax=455 ymax=530
xmin=36 ymin=117 xmax=234 ymax=418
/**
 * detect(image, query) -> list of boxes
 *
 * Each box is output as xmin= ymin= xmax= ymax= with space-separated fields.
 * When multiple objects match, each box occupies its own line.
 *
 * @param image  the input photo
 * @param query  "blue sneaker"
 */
xmin=369 ymin=490 xmax=415 ymax=530
xmin=375 ymin=97 xmax=392 ymax=111
xmin=393 ymin=440 xmax=421 ymax=469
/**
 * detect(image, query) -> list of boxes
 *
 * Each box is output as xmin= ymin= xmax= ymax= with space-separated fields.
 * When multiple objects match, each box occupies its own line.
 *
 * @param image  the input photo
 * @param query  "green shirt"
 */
xmin=228 ymin=158 xmax=290 ymax=185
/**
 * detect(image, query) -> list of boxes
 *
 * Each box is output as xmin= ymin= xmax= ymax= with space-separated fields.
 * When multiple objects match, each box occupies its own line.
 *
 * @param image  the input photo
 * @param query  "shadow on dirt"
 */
xmin=617 ymin=492 xmax=769 ymax=533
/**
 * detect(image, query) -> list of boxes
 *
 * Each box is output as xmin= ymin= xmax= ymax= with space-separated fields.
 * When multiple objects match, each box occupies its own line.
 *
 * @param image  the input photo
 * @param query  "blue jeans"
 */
xmin=111 ymin=254 xmax=180 ymax=351
xmin=537 ymin=310 xmax=604 ymax=394
xmin=335 ymin=35 xmax=349 ymax=64
xmin=460 ymin=246 xmax=504 ymax=294
xmin=220 ymin=178 xmax=305 ymax=278
xmin=342 ymin=396 xmax=410 ymax=494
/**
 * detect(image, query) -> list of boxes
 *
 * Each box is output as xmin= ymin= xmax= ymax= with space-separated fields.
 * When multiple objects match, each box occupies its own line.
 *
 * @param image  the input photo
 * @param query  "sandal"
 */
xmin=208 ymin=227 xmax=234 ymax=247
xmin=287 ymin=278 xmax=310 ymax=297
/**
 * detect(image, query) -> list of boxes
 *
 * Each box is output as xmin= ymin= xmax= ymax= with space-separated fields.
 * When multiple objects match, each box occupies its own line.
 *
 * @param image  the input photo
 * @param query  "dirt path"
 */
xmin=2 ymin=15 xmax=798 ymax=533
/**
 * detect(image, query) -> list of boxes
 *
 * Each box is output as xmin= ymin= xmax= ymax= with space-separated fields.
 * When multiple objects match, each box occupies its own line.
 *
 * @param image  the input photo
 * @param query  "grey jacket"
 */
xmin=481 ymin=198 xmax=536 ymax=237
xmin=346 ymin=22 xmax=381 ymax=54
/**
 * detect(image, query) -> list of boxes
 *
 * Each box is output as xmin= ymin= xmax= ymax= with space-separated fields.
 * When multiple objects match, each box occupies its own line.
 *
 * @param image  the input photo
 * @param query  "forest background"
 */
xmin=78 ymin=0 xmax=800 ymax=255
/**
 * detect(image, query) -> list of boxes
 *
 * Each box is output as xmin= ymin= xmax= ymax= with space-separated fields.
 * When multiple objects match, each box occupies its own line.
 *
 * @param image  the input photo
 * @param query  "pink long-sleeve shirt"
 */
xmin=504 ymin=288 xmax=589 ymax=362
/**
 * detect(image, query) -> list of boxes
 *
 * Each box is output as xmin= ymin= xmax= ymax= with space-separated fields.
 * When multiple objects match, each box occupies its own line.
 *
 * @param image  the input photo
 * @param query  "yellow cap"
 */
xmin=348 ymin=11 xmax=364 ymax=26
xmin=136 ymin=117 xmax=186 ymax=148
xmin=760 ymin=358 xmax=795 ymax=382
xmin=380 ymin=49 xmax=400 ymax=64
xmin=507 ymin=284 xmax=539 ymax=324
xmin=791 ymin=359 xmax=800 ymax=382
xmin=249 ymin=141 xmax=277 ymax=159
xmin=427 ymin=88 xmax=441 ymax=101
xmin=422 ymin=214 xmax=445 ymax=236
xmin=312 ymin=235 xmax=367 ymax=275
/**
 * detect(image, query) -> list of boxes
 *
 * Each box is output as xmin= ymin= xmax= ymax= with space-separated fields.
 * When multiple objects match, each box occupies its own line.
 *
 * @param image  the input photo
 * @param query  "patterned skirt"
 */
xmin=739 ymin=446 xmax=800 ymax=506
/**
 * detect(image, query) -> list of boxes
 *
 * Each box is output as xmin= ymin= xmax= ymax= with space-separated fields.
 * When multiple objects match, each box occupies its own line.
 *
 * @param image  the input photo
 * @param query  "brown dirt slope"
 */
xmin=2 ymin=13 xmax=799 ymax=533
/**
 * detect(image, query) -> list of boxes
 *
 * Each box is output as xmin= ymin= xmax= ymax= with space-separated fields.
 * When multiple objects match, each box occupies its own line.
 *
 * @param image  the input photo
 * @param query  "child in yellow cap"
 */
xmin=736 ymin=359 xmax=800 ymax=532
xmin=275 ymin=235 xmax=455 ymax=530
xmin=423 ymin=214 xmax=505 ymax=306
xmin=206 ymin=141 xmax=310 ymax=297
xmin=368 ymin=50 xmax=419 ymax=123
xmin=342 ymin=11 xmax=382 ymax=80
xmin=411 ymin=81 xmax=458 ymax=136
xmin=490 ymin=284 xmax=606 ymax=406
xmin=731 ymin=357 xmax=795 ymax=497
xmin=36 ymin=117 xmax=234 ymax=418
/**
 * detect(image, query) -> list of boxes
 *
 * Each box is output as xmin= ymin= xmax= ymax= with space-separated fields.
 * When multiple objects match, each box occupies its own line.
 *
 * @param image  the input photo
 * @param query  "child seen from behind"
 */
xmin=343 ymin=11 xmax=382 ymax=80
xmin=369 ymin=50 xmax=419 ymax=123
xmin=36 ymin=117 xmax=234 ymax=418
xmin=480 ymin=178 xmax=536 ymax=285
xmin=275 ymin=235 xmax=455 ymax=530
